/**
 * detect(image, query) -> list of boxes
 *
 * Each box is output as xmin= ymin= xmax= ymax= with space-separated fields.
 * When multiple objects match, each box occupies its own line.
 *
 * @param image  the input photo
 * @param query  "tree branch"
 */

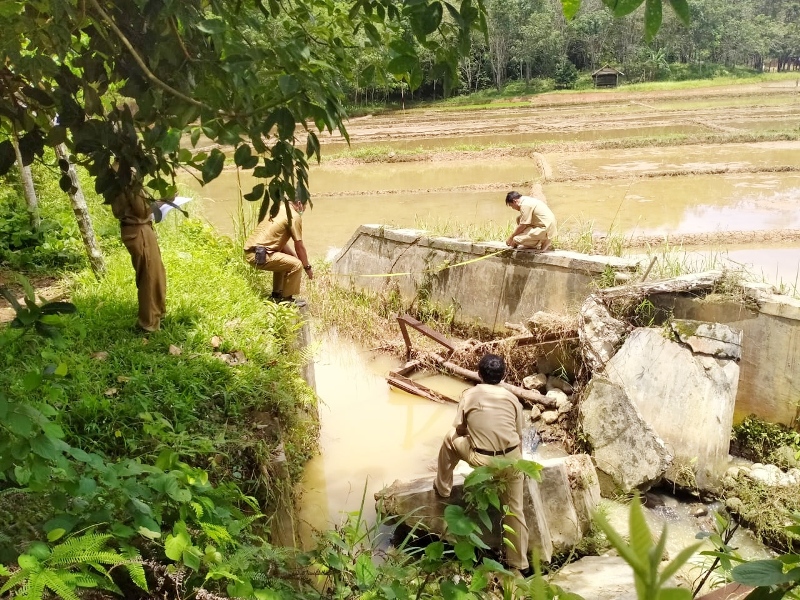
xmin=86 ymin=0 xmax=213 ymax=111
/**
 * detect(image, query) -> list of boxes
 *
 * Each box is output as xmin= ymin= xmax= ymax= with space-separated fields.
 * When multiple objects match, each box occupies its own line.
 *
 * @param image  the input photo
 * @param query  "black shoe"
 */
xmin=279 ymin=296 xmax=307 ymax=308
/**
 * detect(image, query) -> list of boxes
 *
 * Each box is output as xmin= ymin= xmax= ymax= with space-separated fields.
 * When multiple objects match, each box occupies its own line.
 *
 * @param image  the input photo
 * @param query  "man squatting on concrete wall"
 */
xmin=242 ymin=198 xmax=313 ymax=306
xmin=433 ymin=354 xmax=531 ymax=575
xmin=505 ymin=190 xmax=558 ymax=252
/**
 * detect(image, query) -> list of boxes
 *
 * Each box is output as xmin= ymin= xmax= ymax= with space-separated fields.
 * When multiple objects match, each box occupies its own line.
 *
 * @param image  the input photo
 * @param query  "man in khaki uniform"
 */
xmin=110 ymin=184 xmax=166 ymax=332
xmin=243 ymin=199 xmax=313 ymax=304
xmin=505 ymin=190 xmax=557 ymax=251
xmin=434 ymin=354 xmax=530 ymax=574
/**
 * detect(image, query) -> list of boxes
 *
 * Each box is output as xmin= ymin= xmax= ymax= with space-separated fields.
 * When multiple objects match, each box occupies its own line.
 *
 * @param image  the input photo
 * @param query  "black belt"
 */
xmin=474 ymin=444 xmax=518 ymax=456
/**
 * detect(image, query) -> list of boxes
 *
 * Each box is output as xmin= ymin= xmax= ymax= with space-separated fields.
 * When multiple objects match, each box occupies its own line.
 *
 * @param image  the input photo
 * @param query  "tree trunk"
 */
xmin=54 ymin=144 xmax=106 ymax=276
xmin=11 ymin=135 xmax=40 ymax=229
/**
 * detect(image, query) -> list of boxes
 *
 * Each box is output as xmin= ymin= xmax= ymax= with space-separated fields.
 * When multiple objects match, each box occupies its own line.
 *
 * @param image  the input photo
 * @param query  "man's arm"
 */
xmin=293 ymin=239 xmax=314 ymax=280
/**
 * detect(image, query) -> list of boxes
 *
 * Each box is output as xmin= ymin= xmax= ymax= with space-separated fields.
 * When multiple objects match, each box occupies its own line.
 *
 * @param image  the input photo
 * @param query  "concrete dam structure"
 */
xmin=333 ymin=224 xmax=800 ymax=427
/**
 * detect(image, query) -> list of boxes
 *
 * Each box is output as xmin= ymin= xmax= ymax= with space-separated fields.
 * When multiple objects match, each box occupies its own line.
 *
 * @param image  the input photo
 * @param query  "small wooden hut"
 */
xmin=591 ymin=66 xmax=624 ymax=88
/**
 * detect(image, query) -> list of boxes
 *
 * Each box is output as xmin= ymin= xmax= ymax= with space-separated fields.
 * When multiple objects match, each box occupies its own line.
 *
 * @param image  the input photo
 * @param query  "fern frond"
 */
xmin=0 ymin=568 xmax=31 ymax=594
xmin=190 ymin=501 xmax=205 ymax=519
xmin=48 ymin=534 xmax=113 ymax=566
xmin=124 ymin=561 xmax=148 ymax=591
xmin=24 ymin=571 xmax=47 ymax=600
xmin=200 ymin=522 xmax=234 ymax=546
xmin=119 ymin=546 xmax=149 ymax=591
xmin=49 ymin=550 xmax=127 ymax=569
xmin=41 ymin=570 xmax=81 ymax=600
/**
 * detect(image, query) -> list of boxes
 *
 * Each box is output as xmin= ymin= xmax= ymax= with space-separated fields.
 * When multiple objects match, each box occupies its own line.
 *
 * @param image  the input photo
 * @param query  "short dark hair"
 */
xmin=478 ymin=353 xmax=506 ymax=384
xmin=505 ymin=191 xmax=521 ymax=205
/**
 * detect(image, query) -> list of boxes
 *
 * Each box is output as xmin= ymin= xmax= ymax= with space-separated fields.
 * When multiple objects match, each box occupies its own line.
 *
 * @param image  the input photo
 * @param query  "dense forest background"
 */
xmin=349 ymin=0 xmax=800 ymax=103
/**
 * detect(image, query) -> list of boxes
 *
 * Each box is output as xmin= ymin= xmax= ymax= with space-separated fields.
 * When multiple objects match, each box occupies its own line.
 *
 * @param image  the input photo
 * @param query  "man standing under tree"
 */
xmin=433 ymin=353 xmax=531 ymax=576
xmin=505 ymin=190 xmax=557 ymax=251
xmin=243 ymin=198 xmax=313 ymax=306
xmin=110 ymin=179 xmax=167 ymax=333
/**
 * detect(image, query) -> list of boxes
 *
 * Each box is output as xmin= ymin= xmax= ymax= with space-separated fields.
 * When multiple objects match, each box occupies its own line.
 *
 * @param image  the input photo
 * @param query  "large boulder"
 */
xmin=375 ymin=454 xmax=602 ymax=563
xmin=580 ymin=377 xmax=673 ymax=493
xmin=603 ymin=324 xmax=740 ymax=488
xmin=579 ymin=295 xmax=628 ymax=372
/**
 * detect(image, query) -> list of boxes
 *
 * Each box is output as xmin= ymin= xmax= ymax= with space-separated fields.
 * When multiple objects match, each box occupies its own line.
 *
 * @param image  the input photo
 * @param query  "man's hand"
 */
xmin=304 ymin=265 xmax=314 ymax=280
xmin=506 ymin=237 xmax=518 ymax=248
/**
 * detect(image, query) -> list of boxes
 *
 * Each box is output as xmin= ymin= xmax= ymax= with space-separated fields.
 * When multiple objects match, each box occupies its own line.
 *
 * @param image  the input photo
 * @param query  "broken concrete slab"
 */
xmin=375 ymin=473 xmax=553 ymax=563
xmin=547 ymin=555 xmax=639 ymax=600
xmin=670 ymin=320 xmax=743 ymax=360
xmin=579 ymin=377 xmax=673 ymax=493
xmin=549 ymin=554 xmax=689 ymax=600
xmin=375 ymin=454 xmax=602 ymax=563
xmin=579 ymin=295 xmax=628 ymax=372
xmin=603 ymin=326 xmax=740 ymax=488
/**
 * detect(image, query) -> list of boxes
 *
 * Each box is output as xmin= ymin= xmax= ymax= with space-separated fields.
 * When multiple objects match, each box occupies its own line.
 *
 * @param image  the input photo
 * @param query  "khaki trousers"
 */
xmin=121 ymin=223 xmax=166 ymax=332
xmin=244 ymin=249 xmax=303 ymax=297
xmin=513 ymin=223 xmax=556 ymax=249
xmin=434 ymin=428 xmax=529 ymax=570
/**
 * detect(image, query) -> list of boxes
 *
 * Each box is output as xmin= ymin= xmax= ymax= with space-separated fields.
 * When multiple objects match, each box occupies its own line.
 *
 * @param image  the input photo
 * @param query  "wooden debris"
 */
xmin=427 ymin=352 xmax=556 ymax=409
xmin=386 ymin=371 xmax=457 ymax=404
xmin=397 ymin=314 xmax=456 ymax=358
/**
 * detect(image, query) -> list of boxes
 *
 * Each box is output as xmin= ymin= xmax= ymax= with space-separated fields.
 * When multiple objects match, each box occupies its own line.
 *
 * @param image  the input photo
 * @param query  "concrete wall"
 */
xmin=650 ymin=287 xmax=800 ymax=426
xmin=333 ymin=225 xmax=641 ymax=330
xmin=333 ymin=226 xmax=800 ymax=427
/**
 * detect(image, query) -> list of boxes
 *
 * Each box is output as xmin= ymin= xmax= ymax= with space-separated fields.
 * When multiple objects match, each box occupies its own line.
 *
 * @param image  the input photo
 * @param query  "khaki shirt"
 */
xmin=454 ymin=383 xmax=523 ymax=452
xmin=516 ymin=196 xmax=556 ymax=231
xmin=244 ymin=204 xmax=302 ymax=251
xmin=110 ymin=189 xmax=153 ymax=227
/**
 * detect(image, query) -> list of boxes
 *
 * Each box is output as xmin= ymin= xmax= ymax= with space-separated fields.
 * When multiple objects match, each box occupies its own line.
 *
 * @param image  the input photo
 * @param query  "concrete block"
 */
xmin=580 ymin=377 xmax=672 ymax=492
xmin=604 ymin=327 xmax=739 ymax=488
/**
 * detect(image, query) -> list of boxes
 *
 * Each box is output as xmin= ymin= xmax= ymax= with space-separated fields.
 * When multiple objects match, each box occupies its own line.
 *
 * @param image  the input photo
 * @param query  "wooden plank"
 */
xmin=393 ymin=360 xmax=422 ymax=377
xmin=386 ymin=373 xmax=458 ymax=404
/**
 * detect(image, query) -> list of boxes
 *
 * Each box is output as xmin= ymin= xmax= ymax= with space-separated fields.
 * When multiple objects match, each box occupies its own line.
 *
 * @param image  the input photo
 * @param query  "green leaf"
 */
xmin=560 ymin=0 xmax=582 ymax=19
xmin=17 ymin=553 xmax=40 ymax=570
xmin=628 ymin=496 xmax=653 ymax=557
xmin=666 ymin=0 xmax=689 ymax=24
xmin=514 ymin=459 xmax=542 ymax=480
xmin=264 ymin=107 xmax=296 ymax=140
xmin=202 ymin=149 xmax=225 ymax=183
xmin=454 ymin=540 xmax=475 ymax=562
xmin=183 ymin=546 xmax=202 ymax=571
xmin=196 ymin=18 xmax=226 ymax=34
xmin=278 ymin=74 xmax=299 ymax=97
xmin=603 ymin=0 xmax=645 ymax=17
xmin=444 ymin=504 xmax=476 ymax=536
xmin=410 ymin=2 xmax=443 ymax=36
xmin=54 ymin=362 xmax=68 ymax=376
xmin=355 ymin=553 xmax=377 ymax=588
xmin=387 ymin=55 xmax=418 ymax=77
xmin=425 ymin=540 xmax=445 ymax=560
xmin=643 ymin=0 xmax=662 ymax=42
xmin=733 ymin=559 xmax=798 ymax=586
xmin=234 ymin=144 xmax=252 ymax=167
xmin=159 ymin=128 xmax=182 ymax=154
xmin=658 ymin=543 xmax=702 ymax=586
xmin=27 ymin=541 xmax=51 ymax=560
xmin=8 ymin=410 xmax=34 ymax=437
xmin=439 ymin=579 xmax=470 ymax=600
xmin=165 ymin=526 xmax=191 ymax=561
xmin=47 ymin=528 xmax=66 ymax=542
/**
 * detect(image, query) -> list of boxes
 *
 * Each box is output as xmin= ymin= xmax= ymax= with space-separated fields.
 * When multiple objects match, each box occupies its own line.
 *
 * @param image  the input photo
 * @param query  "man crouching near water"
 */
xmin=433 ymin=353 xmax=530 ymax=575
xmin=505 ymin=190 xmax=557 ymax=251
xmin=243 ymin=198 xmax=313 ymax=307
